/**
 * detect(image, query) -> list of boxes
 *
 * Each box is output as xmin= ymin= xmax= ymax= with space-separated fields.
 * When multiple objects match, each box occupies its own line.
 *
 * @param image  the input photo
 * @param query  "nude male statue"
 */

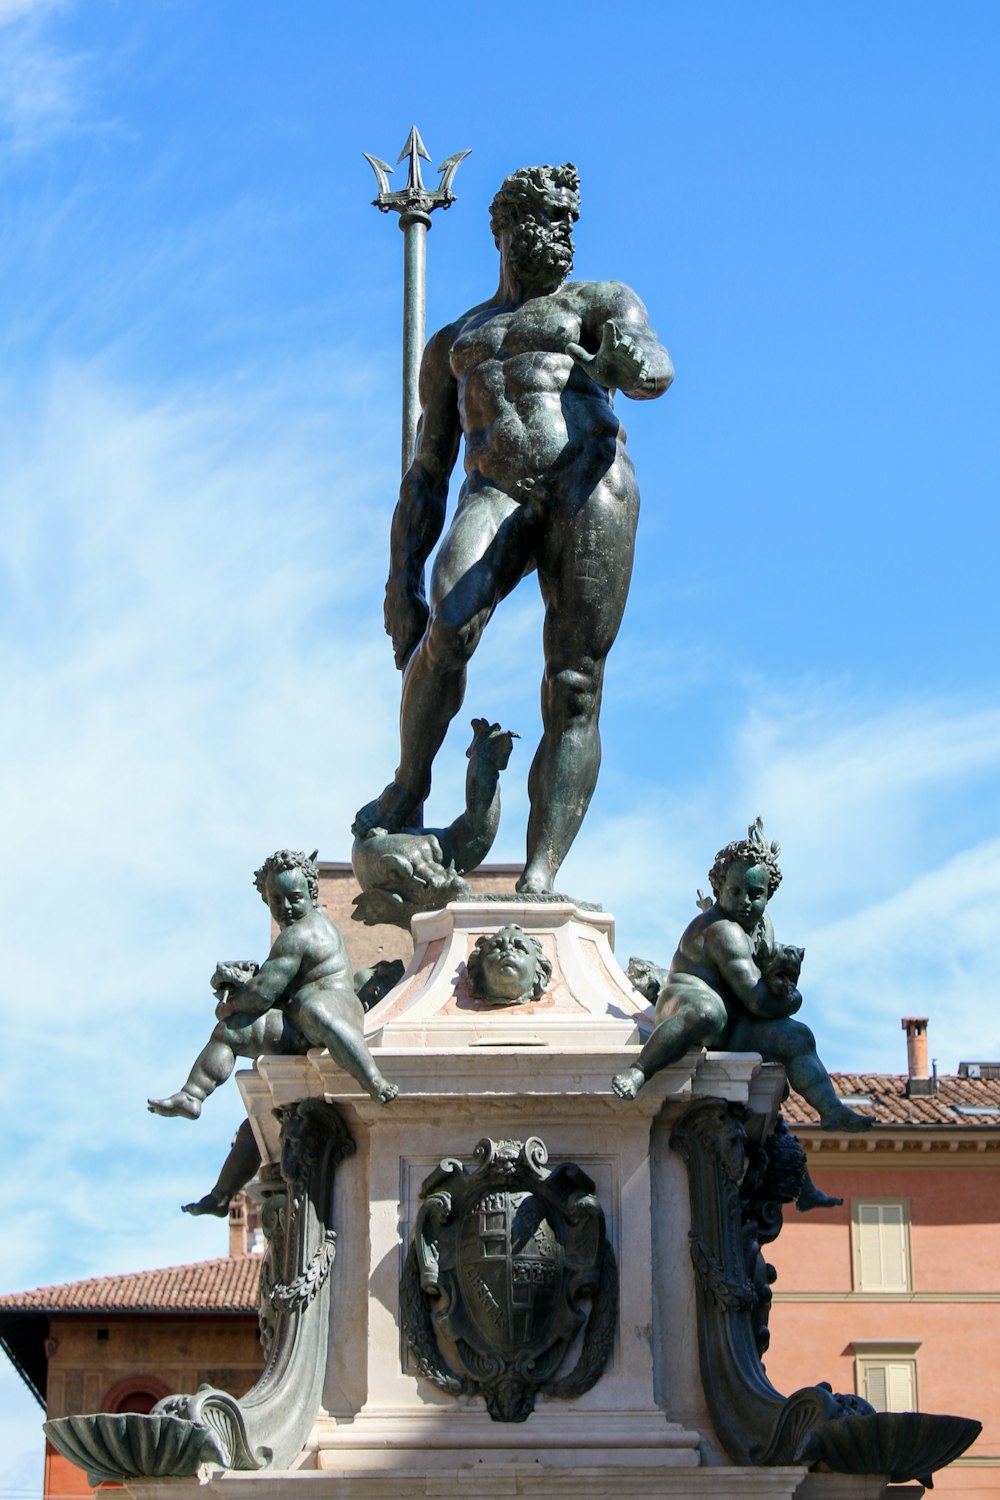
xmin=356 ymin=163 xmax=673 ymax=894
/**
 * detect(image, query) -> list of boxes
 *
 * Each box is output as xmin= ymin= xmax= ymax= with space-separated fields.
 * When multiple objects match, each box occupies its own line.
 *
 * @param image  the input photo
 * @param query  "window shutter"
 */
xmin=859 ymin=1358 xmax=917 ymax=1413
xmin=886 ymin=1361 xmax=915 ymax=1411
xmin=864 ymin=1364 xmax=888 ymax=1410
xmin=855 ymin=1201 xmax=909 ymax=1291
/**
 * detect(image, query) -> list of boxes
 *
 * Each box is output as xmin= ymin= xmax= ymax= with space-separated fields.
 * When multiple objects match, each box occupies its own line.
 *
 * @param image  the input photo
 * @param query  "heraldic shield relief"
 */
xmin=400 ymin=1137 xmax=618 ymax=1422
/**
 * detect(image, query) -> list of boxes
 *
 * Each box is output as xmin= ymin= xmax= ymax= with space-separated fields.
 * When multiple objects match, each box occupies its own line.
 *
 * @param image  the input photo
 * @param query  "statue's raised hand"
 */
xmin=384 ymin=573 xmax=429 ymax=670
xmin=566 ymin=319 xmax=649 ymax=393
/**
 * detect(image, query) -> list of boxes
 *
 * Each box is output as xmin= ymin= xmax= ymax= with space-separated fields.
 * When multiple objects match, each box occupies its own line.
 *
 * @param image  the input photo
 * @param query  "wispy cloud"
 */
xmin=0 ymin=0 xmax=91 ymax=160
xmin=570 ymin=691 xmax=1000 ymax=1075
xmin=1 ymin=353 xmax=402 ymax=1293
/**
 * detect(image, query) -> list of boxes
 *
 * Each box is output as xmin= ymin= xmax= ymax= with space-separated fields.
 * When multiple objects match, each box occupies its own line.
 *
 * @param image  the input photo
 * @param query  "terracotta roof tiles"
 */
xmin=0 ymin=1256 xmax=260 ymax=1314
xmin=784 ymin=1071 xmax=1000 ymax=1128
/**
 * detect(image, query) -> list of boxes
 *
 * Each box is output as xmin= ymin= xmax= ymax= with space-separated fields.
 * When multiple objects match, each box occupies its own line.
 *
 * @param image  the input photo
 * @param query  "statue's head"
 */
xmin=708 ymin=819 xmax=782 ymax=933
xmin=489 ymin=164 xmax=580 ymax=291
xmin=254 ymin=848 xmax=320 ymax=927
xmin=467 ymin=924 xmax=553 ymax=1007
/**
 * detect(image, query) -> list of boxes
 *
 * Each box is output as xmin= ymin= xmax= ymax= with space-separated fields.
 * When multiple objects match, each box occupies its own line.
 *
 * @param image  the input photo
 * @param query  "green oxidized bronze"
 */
xmin=45 ymin=1101 xmax=355 ymax=1483
xmin=364 ymin=126 xmax=471 ymax=473
xmin=401 ymin=1137 xmax=617 ymax=1422
xmin=466 ymin=924 xmax=552 ymax=1007
xmin=147 ymin=849 xmax=398 ymax=1118
xmin=351 ymin=718 xmax=515 ymax=929
xmin=671 ymin=1100 xmax=981 ymax=1485
xmin=355 ymin=162 xmax=673 ymax=896
xmin=613 ymin=819 xmax=871 ymax=1132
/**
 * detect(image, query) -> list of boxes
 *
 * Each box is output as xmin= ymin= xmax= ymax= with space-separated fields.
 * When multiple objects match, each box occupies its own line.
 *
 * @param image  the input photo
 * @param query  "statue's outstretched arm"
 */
xmin=568 ymin=283 xmax=674 ymax=401
xmin=385 ymin=326 xmax=463 ymax=668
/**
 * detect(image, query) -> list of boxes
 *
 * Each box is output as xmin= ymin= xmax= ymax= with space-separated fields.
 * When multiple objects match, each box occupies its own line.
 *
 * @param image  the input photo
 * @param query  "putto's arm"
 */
xmin=568 ymin=282 xmax=674 ymax=401
xmin=385 ymin=326 xmax=463 ymax=669
xmin=217 ymin=945 xmax=300 ymax=1019
xmin=706 ymin=922 xmax=803 ymax=1020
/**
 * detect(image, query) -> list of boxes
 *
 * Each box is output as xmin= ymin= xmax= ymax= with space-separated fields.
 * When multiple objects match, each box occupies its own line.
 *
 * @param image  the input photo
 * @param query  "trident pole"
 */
xmin=364 ymin=127 xmax=470 ymax=474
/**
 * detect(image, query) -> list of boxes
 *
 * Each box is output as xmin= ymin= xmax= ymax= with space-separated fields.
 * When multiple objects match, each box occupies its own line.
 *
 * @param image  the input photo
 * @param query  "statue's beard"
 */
xmin=506 ymin=220 xmax=575 ymax=291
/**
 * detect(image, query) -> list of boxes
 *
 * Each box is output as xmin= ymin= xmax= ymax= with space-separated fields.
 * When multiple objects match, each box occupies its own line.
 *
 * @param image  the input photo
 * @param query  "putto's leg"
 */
xmin=795 ymin=1165 xmax=844 ymax=1213
xmin=147 ymin=1023 xmax=240 ymax=1118
xmin=613 ymin=992 xmax=727 ymax=1099
xmin=296 ymin=998 xmax=399 ymax=1105
xmin=183 ymin=1119 xmax=262 ymax=1216
xmin=740 ymin=1018 xmax=874 ymax=1133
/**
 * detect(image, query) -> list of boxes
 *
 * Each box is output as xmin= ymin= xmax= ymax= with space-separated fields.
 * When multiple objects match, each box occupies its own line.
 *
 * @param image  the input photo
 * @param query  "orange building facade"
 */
xmin=0 ymin=1202 xmax=263 ymax=1499
xmin=768 ymin=1037 xmax=1000 ymax=1497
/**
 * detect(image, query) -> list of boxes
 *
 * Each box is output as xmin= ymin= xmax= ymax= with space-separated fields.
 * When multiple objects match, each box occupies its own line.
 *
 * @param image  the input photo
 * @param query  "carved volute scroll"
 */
xmin=44 ymin=1101 xmax=354 ymax=1486
xmin=671 ymin=1099 xmax=981 ymax=1486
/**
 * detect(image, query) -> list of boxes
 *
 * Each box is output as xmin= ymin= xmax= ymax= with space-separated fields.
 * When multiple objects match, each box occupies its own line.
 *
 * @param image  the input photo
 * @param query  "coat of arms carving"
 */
xmin=400 ymin=1136 xmax=617 ymax=1422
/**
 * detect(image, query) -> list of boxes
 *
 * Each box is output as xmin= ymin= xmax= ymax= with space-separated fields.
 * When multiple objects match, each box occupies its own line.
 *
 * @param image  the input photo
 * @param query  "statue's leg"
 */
xmin=363 ymin=489 xmax=530 ymax=831
xmin=183 ymin=1118 xmax=262 ymax=1216
xmin=613 ymin=987 xmax=727 ymax=1098
xmin=293 ymin=993 xmax=399 ymax=1105
xmin=147 ymin=1020 xmax=257 ymax=1118
xmin=729 ymin=1017 xmax=873 ymax=1133
xmin=521 ymin=476 xmax=638 ymax=893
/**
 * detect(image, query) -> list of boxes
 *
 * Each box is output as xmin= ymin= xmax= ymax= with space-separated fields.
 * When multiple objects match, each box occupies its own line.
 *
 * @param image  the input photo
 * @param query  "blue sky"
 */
xmin=1 ymin=1 xmax=998 ymax=1489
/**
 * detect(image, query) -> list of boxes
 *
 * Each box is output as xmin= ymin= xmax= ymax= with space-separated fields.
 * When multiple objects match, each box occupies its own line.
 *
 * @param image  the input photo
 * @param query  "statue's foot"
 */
xmin=795 ymin=1182 xmax=844 ymax=1213
xmin=370 ymin=1078 xmax=399 ymax=1105
xmin=516 ymin=867 xmax=553 ymax=896
xmin=612 ymin=1067 xmax=645 ymax=1100
xmin=819 ymin=1102 xmax=873 ymax=1133
xmin=353 ymin=781 xmax=423 ymax=838
xmin=182 ymin=1192 xmax=229 ymax=1217
xmin=147 ymin=1091 xmax=202 ymax=1120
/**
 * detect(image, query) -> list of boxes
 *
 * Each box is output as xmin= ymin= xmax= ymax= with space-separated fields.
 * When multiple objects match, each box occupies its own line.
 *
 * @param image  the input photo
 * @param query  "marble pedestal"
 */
xmin=124 ymin=901 xmax=900 ymax=1500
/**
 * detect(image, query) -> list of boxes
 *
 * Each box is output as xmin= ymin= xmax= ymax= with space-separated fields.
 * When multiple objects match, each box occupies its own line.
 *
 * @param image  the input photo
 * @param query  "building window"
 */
xmin=852 ymin=1343 xmax=920 ymax=1412
xmin=851 ymin=1199 xmax=911 ymax=1292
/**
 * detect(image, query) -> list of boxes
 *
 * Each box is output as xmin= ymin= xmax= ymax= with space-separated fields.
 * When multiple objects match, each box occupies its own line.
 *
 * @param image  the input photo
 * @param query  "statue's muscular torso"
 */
xmin=447 ymin=281 xmax=633 ymax=496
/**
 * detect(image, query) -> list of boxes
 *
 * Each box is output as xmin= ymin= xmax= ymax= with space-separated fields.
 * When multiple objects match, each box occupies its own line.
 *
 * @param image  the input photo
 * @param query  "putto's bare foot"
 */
xmin=182 ymin=1192 xmax=228 ymax=1217
xmin=371 ymin=1079 xmax=399 ymax=1105
xmin=612 ymin=1067 xmax=645 ymax=1100
xmin=147 ymin=1091 xmax=202 ymax=1120
xmin=796 ymin=1181 xmax=844 ymax=1213
xmin=820 ymin=1102 xmax=873 ymax=1133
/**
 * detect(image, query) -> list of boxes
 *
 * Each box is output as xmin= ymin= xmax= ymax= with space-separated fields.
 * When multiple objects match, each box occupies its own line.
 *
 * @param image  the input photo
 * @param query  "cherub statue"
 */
xmin=612 ymin=820 xmax=871 ymax=1133
xmin=466 ymin=924 xmax=553 ymax=1007
xmin=148 ymin=849 xmax=398 ymax=1119
xmin=178 ymin=959 xmax=404 ymax=1219
xmin=352 ymin=718 xmax=516 ymax=929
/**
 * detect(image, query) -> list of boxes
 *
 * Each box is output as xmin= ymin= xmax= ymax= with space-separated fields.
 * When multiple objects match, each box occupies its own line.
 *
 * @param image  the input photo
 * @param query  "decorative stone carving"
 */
xmin=44 ymin=1100 xmax=354 ymax=1485
xmin=400 ymin=1136 xmax=617 ymax=1422
xmin=671 ymin=1099 xmax=981 ymax=1485
xmin=466 ymin=924 xmax=553 ymax=1007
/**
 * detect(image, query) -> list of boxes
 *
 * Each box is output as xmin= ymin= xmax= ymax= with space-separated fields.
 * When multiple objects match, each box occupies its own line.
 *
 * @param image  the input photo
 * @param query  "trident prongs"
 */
xmin=363 ymin=126 xmax=471 ymax=475
xmin=363 ymin=125 xmax=470 ymax=221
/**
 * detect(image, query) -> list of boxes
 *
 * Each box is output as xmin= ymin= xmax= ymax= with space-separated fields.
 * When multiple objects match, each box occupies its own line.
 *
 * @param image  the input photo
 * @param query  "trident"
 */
xmin=364 ymin=126 xmax=470 ymax=474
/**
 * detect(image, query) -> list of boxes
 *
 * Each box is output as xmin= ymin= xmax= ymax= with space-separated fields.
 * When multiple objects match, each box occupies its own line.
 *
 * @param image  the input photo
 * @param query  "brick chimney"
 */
xmin=902 ymin=1016 xmax=932 ymax=1097
xmin=229 ymin=1193 xmax=249 ymax=1257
